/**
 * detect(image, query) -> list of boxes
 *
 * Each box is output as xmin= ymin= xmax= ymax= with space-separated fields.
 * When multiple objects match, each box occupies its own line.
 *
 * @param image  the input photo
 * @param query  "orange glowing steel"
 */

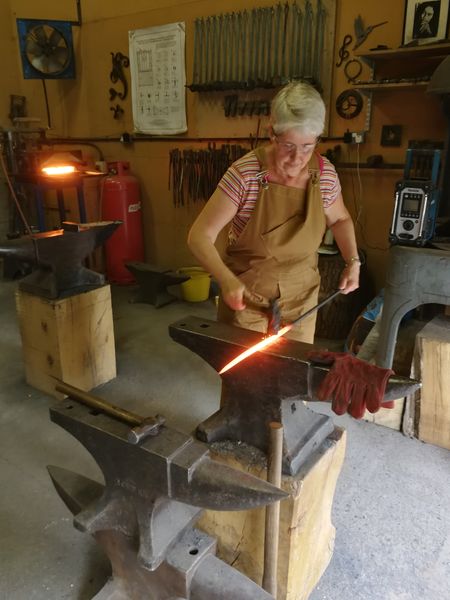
xmin=219 ymin=324 xmax=293 ymax=374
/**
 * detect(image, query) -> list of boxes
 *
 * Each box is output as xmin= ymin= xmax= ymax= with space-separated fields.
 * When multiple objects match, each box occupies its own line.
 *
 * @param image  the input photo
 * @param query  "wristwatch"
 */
xmin=345 ymin=256 xmax=361 ymax=267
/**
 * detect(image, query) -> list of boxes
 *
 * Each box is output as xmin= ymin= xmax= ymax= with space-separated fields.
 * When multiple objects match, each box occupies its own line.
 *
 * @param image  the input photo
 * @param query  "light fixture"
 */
xmin=40 ymin=152 xmax=103 ymax=177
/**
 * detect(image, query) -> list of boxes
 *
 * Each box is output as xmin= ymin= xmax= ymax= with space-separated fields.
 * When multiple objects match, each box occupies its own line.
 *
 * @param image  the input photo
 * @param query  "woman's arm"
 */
xmin=187 ymin=188 xmax=247 ymax=310
xmin=324 ymin=193 xmax=360 ymax=294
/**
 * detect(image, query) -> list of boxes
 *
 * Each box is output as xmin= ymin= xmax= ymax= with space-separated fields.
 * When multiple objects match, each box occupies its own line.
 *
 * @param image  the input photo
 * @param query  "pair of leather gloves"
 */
xmin=308 ymin=351 xmax=394 ymax=420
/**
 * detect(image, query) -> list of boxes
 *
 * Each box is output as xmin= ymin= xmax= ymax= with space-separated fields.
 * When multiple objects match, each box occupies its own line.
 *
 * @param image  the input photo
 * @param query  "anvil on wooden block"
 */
xmin=169 ymin=316 xmax=421 ymax=475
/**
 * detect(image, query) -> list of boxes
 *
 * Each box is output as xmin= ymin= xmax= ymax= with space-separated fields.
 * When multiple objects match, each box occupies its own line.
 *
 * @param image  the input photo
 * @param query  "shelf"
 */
xmin=354 ymin=81 xmax=429 ymax=92
xmin=356 ymin=42 xmax=450 ymax=61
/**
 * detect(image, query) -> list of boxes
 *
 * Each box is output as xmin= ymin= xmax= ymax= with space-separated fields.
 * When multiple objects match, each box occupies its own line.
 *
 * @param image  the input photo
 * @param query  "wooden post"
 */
xmin=262 ymin=422 xmax=283 ymax=597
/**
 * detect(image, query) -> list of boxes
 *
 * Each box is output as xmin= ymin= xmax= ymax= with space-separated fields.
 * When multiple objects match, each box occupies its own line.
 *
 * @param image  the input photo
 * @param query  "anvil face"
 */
xmin=169 ymin=316 xmax=421 ymax=476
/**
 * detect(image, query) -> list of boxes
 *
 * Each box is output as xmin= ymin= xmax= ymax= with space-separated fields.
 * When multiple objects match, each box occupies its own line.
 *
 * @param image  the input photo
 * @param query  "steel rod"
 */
xmin=262 ymin=422 xmax=284 ymax=596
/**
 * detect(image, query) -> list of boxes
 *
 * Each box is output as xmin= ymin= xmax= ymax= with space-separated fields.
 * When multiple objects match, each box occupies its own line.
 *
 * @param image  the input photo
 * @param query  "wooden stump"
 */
xmin=411 ymin=315 xmax=450 ymax=450
xmin=15 ymin=285 xmax=116 ymax=398
xmin=197 ymin=427 xmax=346 ymax=600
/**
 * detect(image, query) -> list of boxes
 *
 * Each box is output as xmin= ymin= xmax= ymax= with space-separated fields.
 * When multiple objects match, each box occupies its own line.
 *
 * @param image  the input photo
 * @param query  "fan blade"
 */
xmin=25 ymin=39 xmax=45 ymax=58
xmin=31 ymin=25 xmax=49 ymax=46
xmin=51 ymin=46 xmax=69 ymax=68
xmin=47 ymin=52 xmax=68 ymax=73
xmin=48 ymin=28 xmax=63 ymax=48
xmin=31 ymin=55 xmax=51 ymax=73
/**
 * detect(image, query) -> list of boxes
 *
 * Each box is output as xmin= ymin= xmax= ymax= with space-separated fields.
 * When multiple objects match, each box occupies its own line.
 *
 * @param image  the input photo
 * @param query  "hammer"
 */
xmin=54 ymin=381 xmax=165 ymax=444
xmin=246 ymin=289 xmax=342 ymax=336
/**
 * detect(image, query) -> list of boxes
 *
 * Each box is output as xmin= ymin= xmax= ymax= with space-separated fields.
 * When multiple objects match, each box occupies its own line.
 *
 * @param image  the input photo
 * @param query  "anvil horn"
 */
xmin=176 ymin=457 xmax=288 ymax=510
xmin=47 ymin=465 xmax=104 ymax=516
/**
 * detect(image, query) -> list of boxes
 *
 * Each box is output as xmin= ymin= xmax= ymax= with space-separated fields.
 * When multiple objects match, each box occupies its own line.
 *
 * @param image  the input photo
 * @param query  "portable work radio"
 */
xmin=389 ymin=149 xmax=441 ymax=246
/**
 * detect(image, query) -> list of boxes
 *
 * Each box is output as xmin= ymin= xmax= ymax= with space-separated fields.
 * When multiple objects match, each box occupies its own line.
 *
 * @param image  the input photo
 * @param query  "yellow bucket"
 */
xmin=178 ymin=267 xmax=211 ymax=302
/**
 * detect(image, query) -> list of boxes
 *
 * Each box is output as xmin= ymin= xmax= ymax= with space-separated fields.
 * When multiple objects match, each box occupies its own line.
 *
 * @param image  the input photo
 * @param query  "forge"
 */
xmin=169 ymin=316 xmax=421 ymax=475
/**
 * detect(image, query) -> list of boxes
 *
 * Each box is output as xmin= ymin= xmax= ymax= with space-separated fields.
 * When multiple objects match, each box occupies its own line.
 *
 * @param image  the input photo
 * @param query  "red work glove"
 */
xmin=307 ymin=351 xmax=395 ymax=419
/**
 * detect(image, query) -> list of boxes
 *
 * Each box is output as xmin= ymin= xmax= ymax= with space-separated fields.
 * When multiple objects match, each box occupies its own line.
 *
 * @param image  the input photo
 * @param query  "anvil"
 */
xmin=169 ymin=316 xmax=421 ymax=475
xmin=49 ymin=398 xmax=287 ymax=572
xmin=0 ymin=220 xmax=121 ymax=298
xmin=48 ymin=466 xmax=274 ymax=599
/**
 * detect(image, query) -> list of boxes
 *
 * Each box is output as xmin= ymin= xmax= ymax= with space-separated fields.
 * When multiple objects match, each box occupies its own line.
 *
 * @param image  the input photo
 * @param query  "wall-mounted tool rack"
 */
xmin=188 ymin=0 xmax=335 ymax=93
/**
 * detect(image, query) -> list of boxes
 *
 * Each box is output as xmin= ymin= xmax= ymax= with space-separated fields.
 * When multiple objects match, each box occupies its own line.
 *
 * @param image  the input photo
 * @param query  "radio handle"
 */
xmin=390 ymin=190 xmax=401 ymax=236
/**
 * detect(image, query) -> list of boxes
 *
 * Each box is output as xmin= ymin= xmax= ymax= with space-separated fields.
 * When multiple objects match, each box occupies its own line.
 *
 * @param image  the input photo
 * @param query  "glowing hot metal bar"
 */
xmin=219 ymin=290 xmax=342 ymax=374
xmin=219 ymin=325 xmax=292 ymax=374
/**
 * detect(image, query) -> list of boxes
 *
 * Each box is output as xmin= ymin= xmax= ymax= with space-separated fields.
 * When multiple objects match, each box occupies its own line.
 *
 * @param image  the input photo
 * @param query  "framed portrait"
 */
xmin=381 ymin=125 xmax=403 ymax=147
xmin=402 ymin=0 xmax=450 ymax=45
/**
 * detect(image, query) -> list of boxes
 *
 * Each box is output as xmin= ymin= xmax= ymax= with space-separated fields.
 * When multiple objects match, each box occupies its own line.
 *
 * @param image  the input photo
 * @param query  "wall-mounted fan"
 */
xmin=16 ymin=18 xmax=75 ymax=79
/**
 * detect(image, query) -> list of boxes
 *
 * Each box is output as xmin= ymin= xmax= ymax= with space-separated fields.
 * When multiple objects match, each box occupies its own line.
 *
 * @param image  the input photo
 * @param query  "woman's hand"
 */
xmin=221 ymin=275 xmax=247 ymax=310
xmin=338 ymin=262 xmax=360 ymax=294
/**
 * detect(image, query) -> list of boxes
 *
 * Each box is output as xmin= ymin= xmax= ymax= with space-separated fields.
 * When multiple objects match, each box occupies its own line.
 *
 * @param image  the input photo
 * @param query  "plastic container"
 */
xmin=178 ymin=267 xmax=211 ymax=302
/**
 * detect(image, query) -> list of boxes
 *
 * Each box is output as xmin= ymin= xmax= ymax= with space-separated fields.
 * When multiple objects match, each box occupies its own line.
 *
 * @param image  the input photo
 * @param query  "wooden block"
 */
xmin=15 ymin=285 xmax=116 ymax=398
xmin=197 ymin=428 xmax=346 ymax=600
xmin=412 ymin=316 xmax=450 ymax=450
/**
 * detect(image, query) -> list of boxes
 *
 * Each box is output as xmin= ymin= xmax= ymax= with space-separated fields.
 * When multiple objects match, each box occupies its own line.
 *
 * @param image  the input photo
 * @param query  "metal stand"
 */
xmin=375 ymin=245 xmax=450 ymax=369
xmin=34 ymin=176 xmax=87 ymax=231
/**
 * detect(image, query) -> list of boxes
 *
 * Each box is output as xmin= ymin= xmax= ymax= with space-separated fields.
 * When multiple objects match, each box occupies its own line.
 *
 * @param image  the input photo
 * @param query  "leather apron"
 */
xmin=218 ymin=145 xmax=326 ymax=343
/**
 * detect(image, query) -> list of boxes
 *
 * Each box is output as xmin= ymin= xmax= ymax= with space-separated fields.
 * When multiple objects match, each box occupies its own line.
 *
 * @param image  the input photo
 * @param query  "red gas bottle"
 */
xmin=101 ymin=161 xmax=144 ymax=284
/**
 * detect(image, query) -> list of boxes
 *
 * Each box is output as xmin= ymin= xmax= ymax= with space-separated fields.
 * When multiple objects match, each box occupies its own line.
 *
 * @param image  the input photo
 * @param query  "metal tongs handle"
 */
xmin=290 ymin=289 xmax=342 ymax=328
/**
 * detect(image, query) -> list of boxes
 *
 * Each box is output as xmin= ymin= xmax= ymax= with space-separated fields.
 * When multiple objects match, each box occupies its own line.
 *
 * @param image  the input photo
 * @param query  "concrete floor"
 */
xmin=0 ymin=279 xmax=449 ymax=600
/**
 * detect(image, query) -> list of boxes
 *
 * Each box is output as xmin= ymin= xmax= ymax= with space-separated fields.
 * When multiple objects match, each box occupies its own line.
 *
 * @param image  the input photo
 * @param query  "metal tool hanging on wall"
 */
xmin=189 ymin=0 xmax=327 ymax=93
xmin=169 ymin=144 xmax=248 ymax=206
xmin=109 ymin=51 xmax=129 ymax=119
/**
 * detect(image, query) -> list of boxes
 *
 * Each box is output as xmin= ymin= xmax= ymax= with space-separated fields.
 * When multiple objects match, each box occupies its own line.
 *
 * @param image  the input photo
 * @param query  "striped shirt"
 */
xmin=218 ymin=150 xmax=341 ymax=242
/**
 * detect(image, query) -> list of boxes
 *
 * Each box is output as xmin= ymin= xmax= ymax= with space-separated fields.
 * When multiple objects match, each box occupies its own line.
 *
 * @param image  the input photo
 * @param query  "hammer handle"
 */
xmin=55 ymin=381 xmax=142 ymax=426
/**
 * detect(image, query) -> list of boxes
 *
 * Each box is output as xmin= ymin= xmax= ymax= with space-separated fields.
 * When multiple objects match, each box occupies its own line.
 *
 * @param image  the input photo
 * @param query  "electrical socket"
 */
xmin=351 ymin=131 xmax=365 ymax=144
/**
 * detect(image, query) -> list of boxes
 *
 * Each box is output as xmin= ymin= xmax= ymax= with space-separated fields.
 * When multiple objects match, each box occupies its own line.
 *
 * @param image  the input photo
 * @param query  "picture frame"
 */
xmin=402 ymin=0 xmax=450 ymax=46
xmin=381 ymin=125 xmax=403 ymax=147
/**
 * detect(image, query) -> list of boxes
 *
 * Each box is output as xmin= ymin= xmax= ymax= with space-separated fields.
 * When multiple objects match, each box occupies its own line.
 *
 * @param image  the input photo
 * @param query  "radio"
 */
xmin=389 ymin=149 xmax=441 ymax=246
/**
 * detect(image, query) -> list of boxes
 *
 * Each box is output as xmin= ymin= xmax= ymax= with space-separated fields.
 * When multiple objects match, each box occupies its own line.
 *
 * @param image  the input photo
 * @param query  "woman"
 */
xmin=188 ymin=82 xmax=360 ymax=343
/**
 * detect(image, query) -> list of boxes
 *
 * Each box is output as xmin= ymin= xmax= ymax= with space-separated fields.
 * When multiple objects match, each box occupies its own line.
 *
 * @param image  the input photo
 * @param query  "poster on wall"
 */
xmin=129 ymin=22 xmax=187 ymax=135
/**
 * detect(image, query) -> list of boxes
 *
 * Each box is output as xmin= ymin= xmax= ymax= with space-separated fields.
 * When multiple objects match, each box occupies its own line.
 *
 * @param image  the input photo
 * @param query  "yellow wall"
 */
xmin=4 ymin=0 xmax=448 ymax=290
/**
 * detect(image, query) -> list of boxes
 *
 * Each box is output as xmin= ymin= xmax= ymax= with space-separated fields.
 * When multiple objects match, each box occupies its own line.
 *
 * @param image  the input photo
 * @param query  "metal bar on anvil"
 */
xmin=169 ymin=316 xmax=421 ymax=475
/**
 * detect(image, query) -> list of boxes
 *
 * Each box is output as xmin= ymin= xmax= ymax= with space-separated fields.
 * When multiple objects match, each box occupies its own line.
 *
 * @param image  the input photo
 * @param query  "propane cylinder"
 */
xmin=101 ymin=161 xmax=144 ymax=284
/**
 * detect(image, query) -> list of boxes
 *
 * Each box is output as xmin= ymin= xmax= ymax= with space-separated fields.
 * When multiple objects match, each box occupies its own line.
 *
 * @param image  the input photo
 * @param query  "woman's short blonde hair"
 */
xmin=271 ymin=82 xmax=325 ymax=137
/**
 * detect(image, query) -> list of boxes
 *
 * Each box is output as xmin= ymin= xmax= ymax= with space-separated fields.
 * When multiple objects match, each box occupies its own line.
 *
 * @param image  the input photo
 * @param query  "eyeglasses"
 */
xmin=273 ymin=135 xmax=318 ymax=155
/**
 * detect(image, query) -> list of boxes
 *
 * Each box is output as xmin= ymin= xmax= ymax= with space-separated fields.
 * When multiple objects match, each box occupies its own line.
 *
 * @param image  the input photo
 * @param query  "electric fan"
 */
xmin=16 ymin=18 xmax=75 ymax=79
